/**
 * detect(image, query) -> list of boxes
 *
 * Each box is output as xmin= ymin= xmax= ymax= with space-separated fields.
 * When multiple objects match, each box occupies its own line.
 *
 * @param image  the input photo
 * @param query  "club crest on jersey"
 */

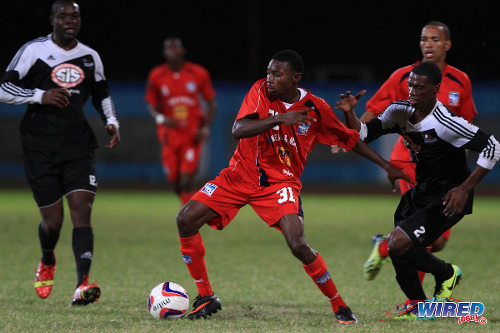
xmin=423 ymin=133 xmax=438 ymax=144
xmin=82 ymin=58 xmax=94 ymax=68
xmin=51 ymin=63 xmax=84 ymax=88
xmin=277 ymin=147 xmax=292 ymax=167
xmin=186 ymin=81 xmax=197 ymax=92
xmin=200 ymin=183 xmax=217 ymax=196
xmin=297 ymin=122 xmax=311 ymax=135
xmin=449 ymin=92 xmax=459 ymax=106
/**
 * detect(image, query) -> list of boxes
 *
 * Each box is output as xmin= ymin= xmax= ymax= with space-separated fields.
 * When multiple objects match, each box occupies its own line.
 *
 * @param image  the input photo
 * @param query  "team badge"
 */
xmin=51 ymin=63 xmax=84 ymax=88
xmin=297 ymin=122 xmax=311 ymax=135
xmin=201 ymin=183 xmax=218 ymax=196
xmin=277 ymin=147 xmax=292 ymax=166
xmin=423 ymin=133 xmax=438 ymax=144
xmin=82 ymin=58 xmax=94 ymax=68
xmin=449 ymin=92 xmax=459 ymax=106
xmin=186 ymin=81 xmax=196 ymax=92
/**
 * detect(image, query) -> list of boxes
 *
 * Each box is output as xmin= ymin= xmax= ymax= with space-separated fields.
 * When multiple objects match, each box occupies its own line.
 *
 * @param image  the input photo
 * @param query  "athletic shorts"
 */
xmin=191 ymin=168 xmax=303 ymax=231
xmin=161 ymin=142 xmax=201 ymax=183
xmin=23 ymin=150 xmax=97 ymax=207
xmin=393 ymin=183 xmax=472 ymax=247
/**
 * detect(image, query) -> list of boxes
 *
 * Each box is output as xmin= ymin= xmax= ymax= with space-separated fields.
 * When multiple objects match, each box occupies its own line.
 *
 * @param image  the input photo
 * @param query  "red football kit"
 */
xmin=145 ymin=61 xmax=215 ymax=182
xmin=367 ymin=61 xmax=477 ymax=240
xmin=192 ymin=79 xmax=360 ymax=230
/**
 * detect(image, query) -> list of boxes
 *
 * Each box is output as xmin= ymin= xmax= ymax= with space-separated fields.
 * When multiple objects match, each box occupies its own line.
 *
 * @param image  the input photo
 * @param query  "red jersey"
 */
xmin=367 ymin=62 xmax=477 ymax=121
xmin=145 ymin=61 xmax=215 ymax=145
xmin=227 ymin=79 xmax=360 ymax=187
xmin=367 ymin=62 xmax=477 ymax=162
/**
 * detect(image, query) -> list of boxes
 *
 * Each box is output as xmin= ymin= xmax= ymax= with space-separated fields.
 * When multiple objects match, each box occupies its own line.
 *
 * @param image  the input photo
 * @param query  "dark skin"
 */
xmin=178 ymin=59 xmax=410 ymax=266
xmin=40 ymin=2 xmax=119 ymax=232
xmin=336 ymin=73 xmax=490 ymax=255
xmin=147 ymin=37 xmax=216 ymax=197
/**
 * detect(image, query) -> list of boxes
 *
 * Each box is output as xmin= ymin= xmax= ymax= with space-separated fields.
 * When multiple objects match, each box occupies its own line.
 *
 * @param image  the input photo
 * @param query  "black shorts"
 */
xmin=23 ymin=150 xmax=97 ymax=207
xmin=394 ymin=183 xmax=473 ymax=247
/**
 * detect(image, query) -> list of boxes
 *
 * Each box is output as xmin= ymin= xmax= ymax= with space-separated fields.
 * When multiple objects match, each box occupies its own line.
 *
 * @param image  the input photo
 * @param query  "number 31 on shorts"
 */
xmin=276 ymin=187 xmax=296 ymax=204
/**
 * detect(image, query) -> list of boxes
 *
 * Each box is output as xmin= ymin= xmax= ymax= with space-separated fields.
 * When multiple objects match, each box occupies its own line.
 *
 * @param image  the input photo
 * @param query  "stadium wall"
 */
xmin=1 ymin=81 xmax=499 ymax=191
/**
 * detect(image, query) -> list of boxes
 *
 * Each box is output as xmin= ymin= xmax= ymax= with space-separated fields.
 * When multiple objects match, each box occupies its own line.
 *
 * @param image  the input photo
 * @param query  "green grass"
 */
xmin=0 ymin=189 xmax=498 ymax=332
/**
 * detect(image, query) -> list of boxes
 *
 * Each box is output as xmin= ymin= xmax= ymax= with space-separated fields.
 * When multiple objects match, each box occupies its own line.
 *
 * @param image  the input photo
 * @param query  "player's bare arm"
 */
xmin=335 ymin=90 xmax=366 ymax=131
xmin=197 ymin=99 xmax=217 ymax=143
xmin=232 ymin=108 xmax=315 ymax=140
xmin=147 ymin=104 xmax=176 ymax=127
xmin=41 ymin=88 xmax=70 ymax=108
xmin=443 ymin=165 xmax=490 ymax=217
xmin=351 ymin=139 xmax=414 ymax=192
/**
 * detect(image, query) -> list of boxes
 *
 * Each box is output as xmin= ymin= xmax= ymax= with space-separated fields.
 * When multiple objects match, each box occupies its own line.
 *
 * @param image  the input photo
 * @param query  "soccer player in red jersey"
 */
xmin=175 ymin=50 xmax=411 ymax=324
xmin=358 ymin=22 xmax=478 ymax=282
xmin=145 ymin=37 xmax=217 ymax=205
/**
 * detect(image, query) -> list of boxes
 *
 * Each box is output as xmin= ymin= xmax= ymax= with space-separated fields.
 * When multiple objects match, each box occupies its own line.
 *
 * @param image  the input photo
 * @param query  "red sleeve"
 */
xmin=236 ymin=79 xmax=268 ymax=120
xmin=198 ymin=67 xmax=216 ymax=101
xmin=145 ymin=70 xmax=160 ymax=106
xmin=457 ymin=74 xmax=477 ymax=122
xmin=366 ymin=69 xmax=406 ymax=116
xmin=315 ymin=98 xmax=360 ymax=150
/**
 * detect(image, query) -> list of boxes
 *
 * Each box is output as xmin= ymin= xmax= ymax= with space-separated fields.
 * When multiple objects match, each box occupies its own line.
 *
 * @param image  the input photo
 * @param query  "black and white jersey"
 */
xmin=360 ymin=100 xmax=499 ymax=187
xmin=0 ymin=34 xmax=118 ymax=152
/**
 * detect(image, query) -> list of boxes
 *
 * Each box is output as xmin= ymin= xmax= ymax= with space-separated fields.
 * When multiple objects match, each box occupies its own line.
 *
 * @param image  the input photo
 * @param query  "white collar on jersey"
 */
xmin=282 ymin=88 xmax=307 ymax=109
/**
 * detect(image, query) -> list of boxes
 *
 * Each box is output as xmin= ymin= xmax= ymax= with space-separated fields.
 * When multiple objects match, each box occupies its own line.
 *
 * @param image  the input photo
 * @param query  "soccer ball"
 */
xmin=148 ymin=282 xmax=189 ymax=319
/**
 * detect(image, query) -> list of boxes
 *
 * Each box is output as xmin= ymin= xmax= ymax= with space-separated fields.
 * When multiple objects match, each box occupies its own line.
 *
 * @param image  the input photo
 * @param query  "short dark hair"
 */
xmin=412 ymin=61 xmax=442 ymax=85
xmin=424 ymin=21 xmax=451 ymax=40
xmin=51 ymin=0 xmax=79 ymax=16
xmin=271 ymin=49 xmax=304 ymax=74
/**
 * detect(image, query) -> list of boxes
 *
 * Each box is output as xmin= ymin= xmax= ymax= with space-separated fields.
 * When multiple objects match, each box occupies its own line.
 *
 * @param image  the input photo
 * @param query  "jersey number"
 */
xmin=413 ymin=226 xmax=426 ymax=238
xmin=277 ymin=187 xmax=296 ymax=204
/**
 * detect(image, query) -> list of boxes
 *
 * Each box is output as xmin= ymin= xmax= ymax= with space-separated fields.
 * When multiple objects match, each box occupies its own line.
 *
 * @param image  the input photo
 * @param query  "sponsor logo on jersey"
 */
xmin=277 ymin=147 xmax=291 ymax=167
xmin=51 ymin=63 xmax=84 ymax=88
xmin=449 ymin=92 xmax=459 ymax=106
xmin=186 ymin=81 xmax=197 ymax=92
xmin=201 ymin=183 xmax=218 ymax=196
xmin=297 ymin=122 xmax=311 ymax=135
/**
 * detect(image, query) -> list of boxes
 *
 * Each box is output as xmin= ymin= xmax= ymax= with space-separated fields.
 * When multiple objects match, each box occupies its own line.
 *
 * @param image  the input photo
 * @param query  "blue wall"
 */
xmin=1 ymin=80 xmax=499 ymax=188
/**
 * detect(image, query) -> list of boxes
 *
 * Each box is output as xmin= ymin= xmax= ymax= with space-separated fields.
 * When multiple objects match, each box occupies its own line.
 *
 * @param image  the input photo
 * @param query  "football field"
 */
xmin=1 ymin=189 xmax=498 ymax=332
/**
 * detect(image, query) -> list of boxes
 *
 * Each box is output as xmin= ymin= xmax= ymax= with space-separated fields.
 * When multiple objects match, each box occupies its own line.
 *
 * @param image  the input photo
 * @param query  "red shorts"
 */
xmin=160 ymin=143 xmax=201 ymax=183
xmin=191 ymin=168 xmax=303 ymax=231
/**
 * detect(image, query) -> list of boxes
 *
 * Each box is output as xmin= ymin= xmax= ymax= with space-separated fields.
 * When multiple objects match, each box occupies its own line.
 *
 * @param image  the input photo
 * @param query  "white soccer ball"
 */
xmin=148 ymin=282 xmax=189 ymax=319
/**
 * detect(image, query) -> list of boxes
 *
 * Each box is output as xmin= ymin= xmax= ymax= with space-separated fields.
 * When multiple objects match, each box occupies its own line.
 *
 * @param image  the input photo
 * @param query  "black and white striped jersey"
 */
xmin=360 ymin=100 xmax=499 ymax=187
xmin=0 ymin=34 xmax=118 ymax=152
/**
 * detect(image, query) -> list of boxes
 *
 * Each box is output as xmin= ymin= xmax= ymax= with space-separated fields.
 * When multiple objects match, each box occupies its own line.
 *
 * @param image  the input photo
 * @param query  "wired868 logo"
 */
xmin=380 ymin=298 xmax=488 ymax=324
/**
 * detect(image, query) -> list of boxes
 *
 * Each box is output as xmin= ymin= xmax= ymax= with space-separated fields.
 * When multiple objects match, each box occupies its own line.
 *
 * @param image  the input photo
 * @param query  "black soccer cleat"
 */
xmin=334 ymin=306 xmax=358 ymax=325
xmin=186 ymin=294 xmax=222 ymax=319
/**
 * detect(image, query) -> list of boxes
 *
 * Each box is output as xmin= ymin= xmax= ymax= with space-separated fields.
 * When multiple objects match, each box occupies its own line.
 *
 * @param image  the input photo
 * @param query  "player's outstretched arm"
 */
xmin=232 ymin=108 xmax=316 ymax=140
xmin=334 ymin=90 xmax=366 ymax=131
xmin=352 ymin=139 xmax=414 ymax=192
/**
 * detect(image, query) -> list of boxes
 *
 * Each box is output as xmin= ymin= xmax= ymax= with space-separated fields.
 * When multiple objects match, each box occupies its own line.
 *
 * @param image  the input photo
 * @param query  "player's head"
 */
xmin=408 ymin=62 xmax=442 ymax=108
xmin=266 ymin=50 xmax=303 ymax=98
xmin=163 ymin=37 xmax=185 ymax=63
xmin=420 ymin=21 xmax=451 ymax=64
xmin=50 ymin=0 xmax=81 ymax=42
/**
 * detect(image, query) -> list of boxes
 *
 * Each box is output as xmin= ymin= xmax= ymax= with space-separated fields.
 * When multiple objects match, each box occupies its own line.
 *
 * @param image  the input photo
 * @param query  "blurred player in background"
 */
xmin=336 ymin=62 xmax=498 ymax=319
xmin=175 ymin=49 xmax=410 ymax=324
xmin=145 ymin=37 xmax=217 ymax=205
xmin=345 ymin=21 xmax=478 ymax=283
xmin=0 ymin=0 xmax=120 ymax=305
